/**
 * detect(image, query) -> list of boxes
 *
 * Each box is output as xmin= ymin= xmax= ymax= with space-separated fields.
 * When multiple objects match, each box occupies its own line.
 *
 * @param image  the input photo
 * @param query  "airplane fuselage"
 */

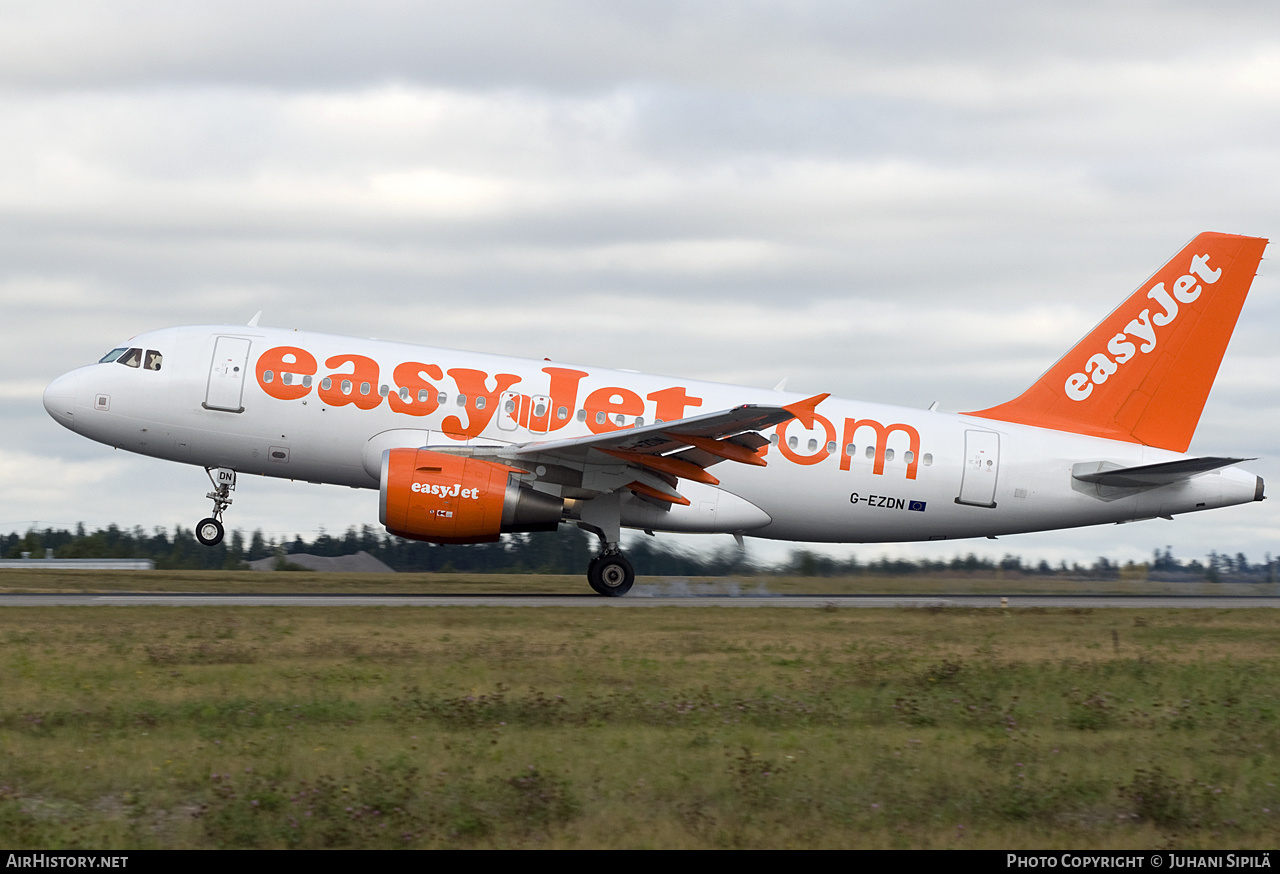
xmin=43 ymin=324 xmax=1263 ymax=545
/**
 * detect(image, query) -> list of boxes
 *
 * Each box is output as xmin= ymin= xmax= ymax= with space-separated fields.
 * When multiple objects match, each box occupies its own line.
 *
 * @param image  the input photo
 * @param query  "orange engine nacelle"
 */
xmin=379 ymin=448 xmax=564 ymax=544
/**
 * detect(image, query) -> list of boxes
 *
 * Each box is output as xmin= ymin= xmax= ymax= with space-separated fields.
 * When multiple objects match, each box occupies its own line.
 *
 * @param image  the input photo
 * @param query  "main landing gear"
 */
xmin=587 ymin=550 xmax=635 ymax=597
xmin=195 ymin=467 xmax=236 ymax=547
xmin=577 ymin=492 xmax=634 ymax=596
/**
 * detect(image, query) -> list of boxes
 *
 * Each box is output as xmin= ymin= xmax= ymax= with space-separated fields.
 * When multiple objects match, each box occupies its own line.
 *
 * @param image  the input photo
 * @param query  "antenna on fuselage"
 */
xmin=247 ymin=311 xmax=262 ymax=327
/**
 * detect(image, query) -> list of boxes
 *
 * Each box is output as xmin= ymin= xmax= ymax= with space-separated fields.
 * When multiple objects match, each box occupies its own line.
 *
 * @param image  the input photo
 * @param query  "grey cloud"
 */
xmin=1 ymin=2 xmax=1278 ymax=91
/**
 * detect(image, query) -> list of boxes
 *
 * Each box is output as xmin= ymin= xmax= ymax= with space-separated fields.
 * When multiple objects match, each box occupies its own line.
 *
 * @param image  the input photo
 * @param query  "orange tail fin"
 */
xmin=964 ymin=232 xmax=1267 ymax=452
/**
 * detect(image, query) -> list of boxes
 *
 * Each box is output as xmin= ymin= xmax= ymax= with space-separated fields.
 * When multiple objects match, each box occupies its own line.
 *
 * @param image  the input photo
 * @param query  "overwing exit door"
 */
xmin=497 ymin=391 xmax=522 ymax=431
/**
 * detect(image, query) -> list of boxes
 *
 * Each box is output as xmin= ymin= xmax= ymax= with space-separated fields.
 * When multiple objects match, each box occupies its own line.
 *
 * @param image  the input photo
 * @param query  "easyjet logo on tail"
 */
xmin=963 ymin=232 xmax=1266 ymax=452
xmin=1064 ymin=253 xmax=1220 ymax=402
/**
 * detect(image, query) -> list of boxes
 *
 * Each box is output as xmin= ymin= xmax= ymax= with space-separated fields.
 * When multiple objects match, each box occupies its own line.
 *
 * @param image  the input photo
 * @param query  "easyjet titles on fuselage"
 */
xmin=252 ymin=346 xmax=924 ymax=479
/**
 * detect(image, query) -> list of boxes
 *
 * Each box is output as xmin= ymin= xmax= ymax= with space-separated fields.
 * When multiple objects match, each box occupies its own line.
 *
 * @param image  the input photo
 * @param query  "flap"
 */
xmin=423 ymin=393 xmax=828 ymax=503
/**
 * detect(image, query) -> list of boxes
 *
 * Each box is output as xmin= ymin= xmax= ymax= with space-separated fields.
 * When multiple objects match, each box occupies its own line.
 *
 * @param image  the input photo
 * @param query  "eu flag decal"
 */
xmin=908 ymin=501 xmax=927 ymax=512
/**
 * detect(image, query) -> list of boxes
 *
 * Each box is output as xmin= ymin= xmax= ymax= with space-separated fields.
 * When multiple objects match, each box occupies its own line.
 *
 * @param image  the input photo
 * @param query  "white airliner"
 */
xmin=43 ymin=232 xmax=1267 ymax=595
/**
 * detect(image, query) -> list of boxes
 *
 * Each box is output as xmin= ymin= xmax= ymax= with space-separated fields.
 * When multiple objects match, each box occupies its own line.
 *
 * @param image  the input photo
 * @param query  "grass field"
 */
xmin=2 ymin=578 xmax=1279 ymax=848
xmin=1 ymin=567 xmax=1276 ymax=596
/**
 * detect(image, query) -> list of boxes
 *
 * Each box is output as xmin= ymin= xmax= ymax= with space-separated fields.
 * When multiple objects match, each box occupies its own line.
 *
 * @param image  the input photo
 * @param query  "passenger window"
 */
xmin=144 ymin=350 xmax=163 ymax=371
xmin=99 ymin=348 xmax=127 ymax=364
xmin=117 ymin=348 xmax=142 ymax=368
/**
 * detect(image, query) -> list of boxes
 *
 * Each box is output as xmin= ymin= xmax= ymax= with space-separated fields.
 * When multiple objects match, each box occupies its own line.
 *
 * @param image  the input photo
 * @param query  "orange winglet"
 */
xmin=679 ymin=435 xmax=768 ymax=467
xmin=601 ymin=449 xmax=721 ymax=485
xmin=783 ymin=393 xmax=831 ymax=429
xmin=626 ymin=481 xmax=691 ymax=506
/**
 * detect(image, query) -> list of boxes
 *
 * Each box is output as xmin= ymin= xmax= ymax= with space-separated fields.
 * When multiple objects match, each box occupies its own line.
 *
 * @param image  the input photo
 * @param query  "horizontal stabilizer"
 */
xmin=1072 ymin=456 xmax=1250 ymax=488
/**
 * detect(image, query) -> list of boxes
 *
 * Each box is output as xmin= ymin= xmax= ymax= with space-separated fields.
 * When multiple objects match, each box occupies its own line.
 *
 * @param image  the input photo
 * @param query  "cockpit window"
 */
xmin=117 ymin=348 xmax=143 ymax=368
xmin=144 ymin=350 xmax=163 ymax=371
xmin=99 ymin=348 xmax=128 ymax=364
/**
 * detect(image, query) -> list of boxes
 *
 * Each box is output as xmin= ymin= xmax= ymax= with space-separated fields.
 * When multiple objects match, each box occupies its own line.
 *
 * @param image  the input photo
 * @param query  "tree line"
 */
xmin=1 ymin=525 xmax=1275 ymax=582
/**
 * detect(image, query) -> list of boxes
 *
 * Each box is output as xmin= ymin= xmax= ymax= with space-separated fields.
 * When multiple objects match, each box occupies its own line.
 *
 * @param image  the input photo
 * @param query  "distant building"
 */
xmin=0 ymin=549 xmax=155 ymax=571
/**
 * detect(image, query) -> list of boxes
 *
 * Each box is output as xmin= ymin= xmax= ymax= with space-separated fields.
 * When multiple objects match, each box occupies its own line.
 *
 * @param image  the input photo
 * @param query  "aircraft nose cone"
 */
xmin=43 ymin=371 xmax=80 ymax=429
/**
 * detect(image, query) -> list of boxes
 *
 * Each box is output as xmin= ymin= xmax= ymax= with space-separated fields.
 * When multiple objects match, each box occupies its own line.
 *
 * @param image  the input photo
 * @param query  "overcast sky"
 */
xmin=3 ymin=1 xmax=1279 ymax=568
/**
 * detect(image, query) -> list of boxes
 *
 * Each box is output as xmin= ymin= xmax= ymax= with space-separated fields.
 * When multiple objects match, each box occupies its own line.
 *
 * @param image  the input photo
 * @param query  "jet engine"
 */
xmin=379 ymin=447 xmax=563 ymax=544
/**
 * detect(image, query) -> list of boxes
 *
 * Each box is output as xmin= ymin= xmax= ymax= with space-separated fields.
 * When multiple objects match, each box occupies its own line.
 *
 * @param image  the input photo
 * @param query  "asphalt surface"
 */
xmin=1 ymin=593 xmax=1278 ymax=608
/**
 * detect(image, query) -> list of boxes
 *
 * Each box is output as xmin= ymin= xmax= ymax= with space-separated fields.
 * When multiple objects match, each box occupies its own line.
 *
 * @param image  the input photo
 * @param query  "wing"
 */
xmin=424 ymin=393 xmax=828 ymax=506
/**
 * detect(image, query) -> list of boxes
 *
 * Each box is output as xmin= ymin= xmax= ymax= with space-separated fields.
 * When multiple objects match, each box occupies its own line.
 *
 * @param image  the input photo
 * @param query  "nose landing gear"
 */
xmin=195 ymin=467 xmax=236 ymax=547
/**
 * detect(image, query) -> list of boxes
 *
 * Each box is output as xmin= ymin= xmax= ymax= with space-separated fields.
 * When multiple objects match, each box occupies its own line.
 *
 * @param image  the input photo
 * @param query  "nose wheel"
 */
xmin=196 ymin=467 xmax=236 ymax=547
xmin=196 ymin=517 xmax=225 ymax=547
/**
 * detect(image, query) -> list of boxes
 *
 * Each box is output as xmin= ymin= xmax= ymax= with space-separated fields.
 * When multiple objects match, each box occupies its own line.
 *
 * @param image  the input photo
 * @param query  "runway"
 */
xmin=2 ymin=593 xmax=1279 ymax=608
